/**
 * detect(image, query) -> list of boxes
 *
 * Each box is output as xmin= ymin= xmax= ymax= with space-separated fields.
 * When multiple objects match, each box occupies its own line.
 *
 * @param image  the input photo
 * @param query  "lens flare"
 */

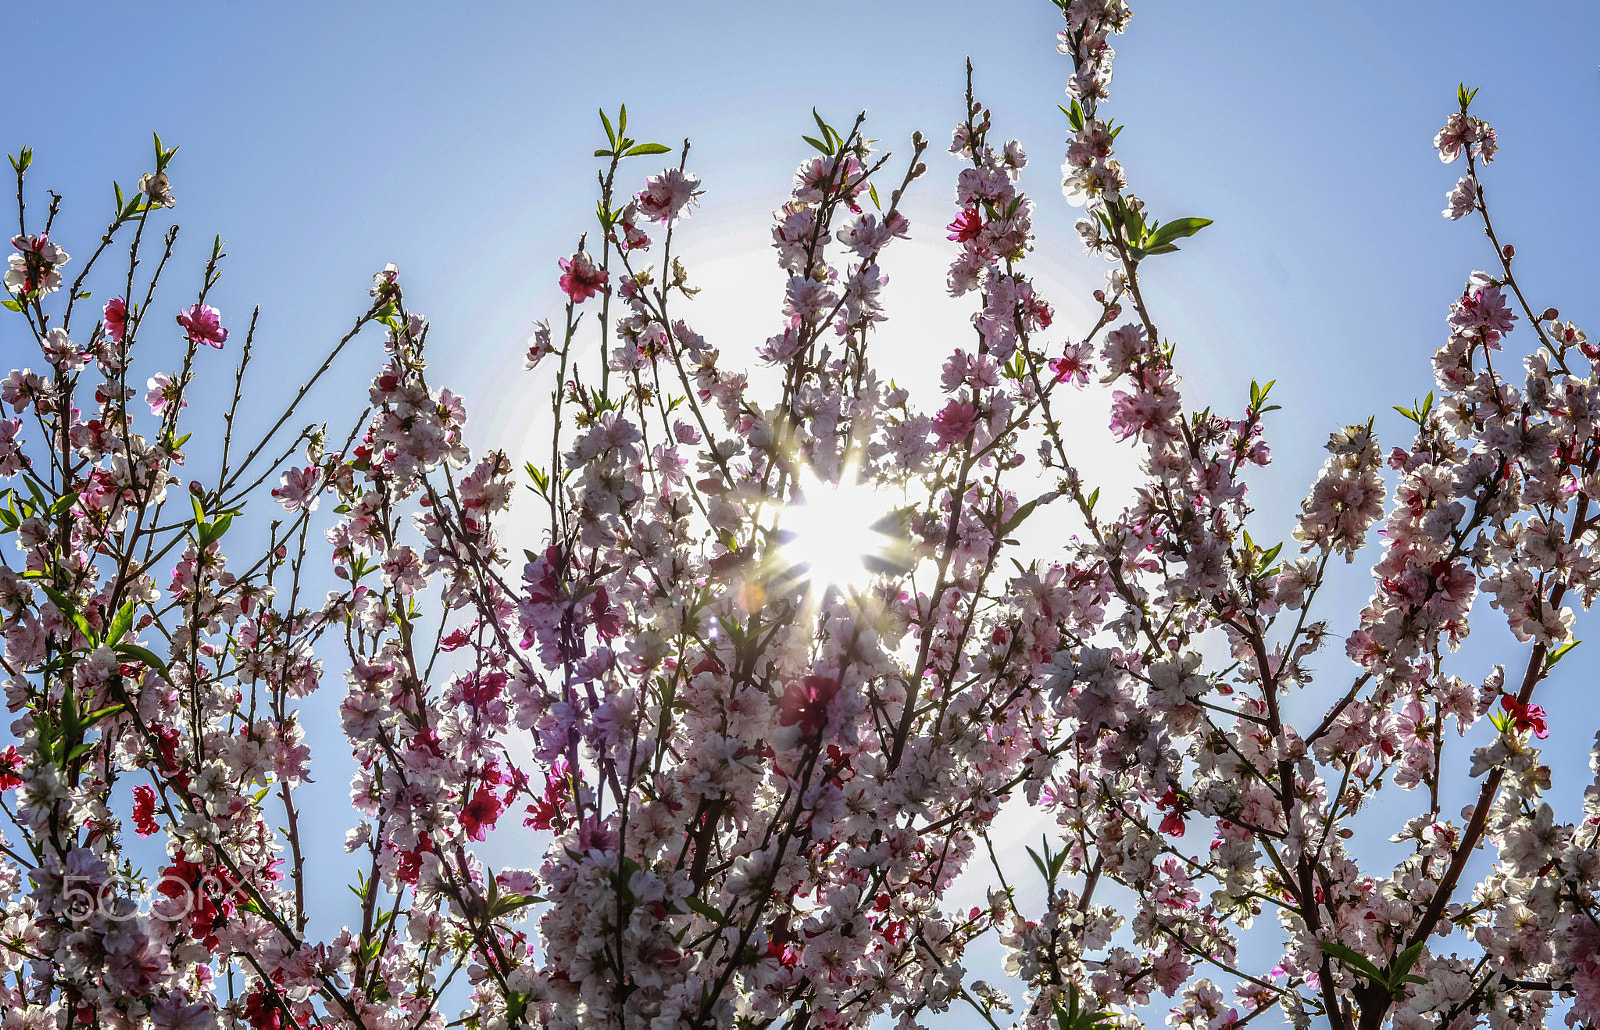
xmin=776 ymin=465 xmax=904 ymax=594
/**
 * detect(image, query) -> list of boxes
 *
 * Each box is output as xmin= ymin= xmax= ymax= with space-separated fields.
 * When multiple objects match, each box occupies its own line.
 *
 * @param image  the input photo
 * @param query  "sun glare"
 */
xmin=777 ymin=466 xmax=904 ymax=594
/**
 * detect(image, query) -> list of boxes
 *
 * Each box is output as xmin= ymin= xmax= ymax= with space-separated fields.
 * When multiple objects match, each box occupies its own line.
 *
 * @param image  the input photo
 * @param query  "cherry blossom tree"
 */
xmin=2 ymin=2 xmax=1598 ymax=1029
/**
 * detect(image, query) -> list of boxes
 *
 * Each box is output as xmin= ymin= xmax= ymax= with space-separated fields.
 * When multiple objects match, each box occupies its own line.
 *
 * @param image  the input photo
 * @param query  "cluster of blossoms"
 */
xmin=2 ymin=4 xmax=1598 ymax=1030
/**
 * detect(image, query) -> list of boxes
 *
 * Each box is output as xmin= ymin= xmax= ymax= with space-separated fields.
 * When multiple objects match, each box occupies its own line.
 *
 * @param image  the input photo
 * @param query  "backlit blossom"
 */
xmin=176 ymin=303 xmax=228 ymax=347
xmin=558 ymin=250 xmax=608 ymax=303
xmin=635 ymin=167 xmax=703 ymax=224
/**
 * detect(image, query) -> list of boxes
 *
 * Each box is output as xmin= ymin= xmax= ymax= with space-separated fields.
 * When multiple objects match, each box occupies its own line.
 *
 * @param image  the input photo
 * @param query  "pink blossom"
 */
xmin=1050 ymin=341 xmax=1093 ymax=385
xmin=146 ymin=372 xmax=184 ymax=414
xmin=103 ymin=296 xmax=128 ymax=342
xmin=272 ymin=466 xmax=320 ymax=512
xmin=635 ymin=167 xmax=703 ymax=224
xmin=558 ymin=251 xmax=608 ymax=303
xmin=932 ymin=399 xmax=980 ymax=447
xmin=176 ymin=303 xmax=229 ymax=347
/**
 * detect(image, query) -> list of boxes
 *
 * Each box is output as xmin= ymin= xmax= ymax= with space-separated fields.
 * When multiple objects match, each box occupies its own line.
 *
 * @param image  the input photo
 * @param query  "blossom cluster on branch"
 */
xmin=0 ymin=2 xmax=1597 ymax=1029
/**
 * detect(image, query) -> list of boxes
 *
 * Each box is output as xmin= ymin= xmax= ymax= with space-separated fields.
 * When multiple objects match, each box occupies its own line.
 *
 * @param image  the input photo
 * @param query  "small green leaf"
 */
xmin=1546 ymin=638 xmax=1581 ymax=670
xmin=1026 ymin=843 xmax=1050 ymax=883
xmin=105 ymin=600 xmax=136 ymax=646
xmin=1320 ymin=940 xmax=1386 ymax=984
xmin=82 ymin=704 xmax=126 ymax=730
xmin=801 ymin=134 xmax=832 ymax=156
xmin=1145 ymin=216 xmax=1213 ymax=250
xmin=624 ymin=142 xmax=672 ymax=157
xmin=1 ymin=299 xmax=22 ymax=312
xmin=998 ymin=499 xmax=1037 ymax=539
xmin=114 ymin=643 xmax=173 ymax=685
xmin=812 ymin=108 xmax=832 ymax=142
xmin=599 ymin=108 xmax=617 ymax=148
xmin=1390 ymin=942 xmax=1425 ymax=981
xmin=685 ymin=896 xmax=725 ymax=923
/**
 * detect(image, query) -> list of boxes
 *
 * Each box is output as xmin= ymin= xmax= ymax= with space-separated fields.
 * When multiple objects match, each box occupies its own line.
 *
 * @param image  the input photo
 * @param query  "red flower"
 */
xmin=0 ymin=746 xmax=22 ymax=791
xmin=946 ymin=207 xmax=983 ymax=243
xmin=590 ymin=586 xmax=622 ymax=640
xmin=243 ymin=984 xmax=284 ymax=1030
xmin=461 ymin=786 xmax=504 ymax=841
xmin=132 ymin=784 xmax=159 ymax=837
xmin=558 ymin=252 xmax=609 ymax=303
xmin=778 ymin=675 xmax=839 ymax=737
xmin=1500 ymin=695 xmax=1549 ymax=739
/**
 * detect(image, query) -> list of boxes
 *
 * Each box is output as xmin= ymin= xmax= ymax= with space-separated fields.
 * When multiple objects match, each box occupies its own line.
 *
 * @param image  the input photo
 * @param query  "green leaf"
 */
xmin=39 ymin=585 xmax=95 ymax=644
xmin=685 ymin=896 xmax=725 ymax=923
xmin=1389 ymin=942 xmax=1425 ymax=982
xmin=1145 ymin=216 xmax=1213 ymax=250
xmin=1546 ymin=638 xmax=1581 ymax=670
xmin=1320 ymin=940 xmax=1385 ymax=984
xmin=812 ymin=108 xmax=833 ymax=142
xmin=1 ymin=299 xmax=21 ymax=312
xmin=82 ymin=704 xmax=126 ymax=730
xmin=599 ymin=107 xmax=617 ymax=148
xmin=801 ymin=134 xmax=832 ymax=156
xmin=618 ymin=103 xmax=628 ymax=137
xmin=1058 ymin=100 xmax=1085 ymax=133
xmin=998 ymin=499 xmax=1037 ymax=539
xmin=199 ymin=512 xmax=233 ymax=549
xmin=47 ymin=491 xmax=79 ymax=518
xmin=624 ymin=142 xmax=672 ymax=157
xmin=114 ymin=643 xmax=173 ymax=685
xmin=1025 ymin=844 xmax=1050 ymax=883
xmin=593 ymin=148 xmax=614 ymax=158
xmin=105 ymin=600 xmax=137 ymax=646
xmin=488 ymin=891 xmax=543 ymax=919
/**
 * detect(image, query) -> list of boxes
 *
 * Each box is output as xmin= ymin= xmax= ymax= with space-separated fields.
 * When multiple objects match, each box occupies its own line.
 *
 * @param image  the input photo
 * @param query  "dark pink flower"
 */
xmin=103 ymin=296 xmax=128 ymax=342
xmin=132 ymin=784 xmax=159 ymax=837
xmin=558 ymin=252 xmax=609 ymax=303
xmin=461 ymin=786 xmax=504 ymax=841
xmin=778 ymin=675 xmax=839 ymax=737
xmin=932 ymin=399 xmax=980 ymax=448
xmin=946 ymin=207 xmax=983 ymax=243
xmin=1500 ymin=695 xmax=1549 ymax=739
xmin=1049 ymin=342 xmax=1093 ymax=386
xmin=176 ymin=303 xmax=228 ymax=348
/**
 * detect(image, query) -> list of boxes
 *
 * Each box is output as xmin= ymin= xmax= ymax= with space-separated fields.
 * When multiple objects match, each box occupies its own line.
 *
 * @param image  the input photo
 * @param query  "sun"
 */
xmin=775 ymin=463 xmax=906 ymax=595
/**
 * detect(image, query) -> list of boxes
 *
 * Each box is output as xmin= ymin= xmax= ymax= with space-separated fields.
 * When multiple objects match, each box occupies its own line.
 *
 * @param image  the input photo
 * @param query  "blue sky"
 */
xmin=8 ymin=0 xmax=1597 ymax=520
xmin=7 ymin=0 xmax=1600 ymax=1021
